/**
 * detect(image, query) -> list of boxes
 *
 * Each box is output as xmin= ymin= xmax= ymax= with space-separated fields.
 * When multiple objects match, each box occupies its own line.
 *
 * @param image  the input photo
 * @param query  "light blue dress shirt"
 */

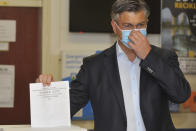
xmin=116 ymin=43 xmax=146 ymax=131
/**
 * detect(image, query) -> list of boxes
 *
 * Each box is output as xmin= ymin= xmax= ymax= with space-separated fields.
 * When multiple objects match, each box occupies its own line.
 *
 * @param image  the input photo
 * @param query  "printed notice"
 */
xmin=0 ymin=20 xmax=16 ymax=42
xmin=179 ymin=57 xmax=196 ymax=74
xmin=0 ymin=65 xmax=15 ymax=107
xmin=0 ymin=42 xmax=9 ymax=51
xmin=30 ymin=81 xmax=71 ymax=127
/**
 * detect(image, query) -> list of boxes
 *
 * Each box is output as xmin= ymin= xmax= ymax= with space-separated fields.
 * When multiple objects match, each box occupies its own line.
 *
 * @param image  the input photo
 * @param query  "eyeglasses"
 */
xmin=115 ymin=21 xmax=147 ymax=30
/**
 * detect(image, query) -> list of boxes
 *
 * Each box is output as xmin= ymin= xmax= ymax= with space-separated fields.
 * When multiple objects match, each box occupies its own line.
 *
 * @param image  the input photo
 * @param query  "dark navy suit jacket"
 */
xmin=70 ymin=43 xmax=191 ymax=131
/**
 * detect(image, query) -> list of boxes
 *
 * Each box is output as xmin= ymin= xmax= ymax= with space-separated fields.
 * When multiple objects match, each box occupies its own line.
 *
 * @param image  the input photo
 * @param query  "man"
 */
xmin=36 ymin=0 xmax=191 ymax=131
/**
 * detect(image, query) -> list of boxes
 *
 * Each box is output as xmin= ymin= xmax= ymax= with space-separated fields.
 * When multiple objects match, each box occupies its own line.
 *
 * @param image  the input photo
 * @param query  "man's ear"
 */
xmin=111 ymin=20 xmax=117 ymax=34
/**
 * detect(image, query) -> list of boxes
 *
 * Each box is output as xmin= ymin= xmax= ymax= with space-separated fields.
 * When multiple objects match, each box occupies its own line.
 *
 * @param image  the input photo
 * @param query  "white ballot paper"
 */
xmin=30 ymin=81 xmax=71 ymax=127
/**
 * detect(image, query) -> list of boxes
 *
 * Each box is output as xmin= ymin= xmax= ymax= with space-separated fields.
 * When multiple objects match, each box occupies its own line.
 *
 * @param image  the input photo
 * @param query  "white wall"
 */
xmin=42 ymin=0 xmax=196 ymax=129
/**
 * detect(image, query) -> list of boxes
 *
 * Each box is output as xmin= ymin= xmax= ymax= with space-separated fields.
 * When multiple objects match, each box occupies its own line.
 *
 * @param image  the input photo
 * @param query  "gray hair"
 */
xmin=111 ymin=0 xmax=150 ymax=22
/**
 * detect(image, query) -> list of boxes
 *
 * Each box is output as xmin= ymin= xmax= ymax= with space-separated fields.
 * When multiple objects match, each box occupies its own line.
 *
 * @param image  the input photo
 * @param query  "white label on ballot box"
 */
xmin=30 ymin=81 xmax=71 ymax=127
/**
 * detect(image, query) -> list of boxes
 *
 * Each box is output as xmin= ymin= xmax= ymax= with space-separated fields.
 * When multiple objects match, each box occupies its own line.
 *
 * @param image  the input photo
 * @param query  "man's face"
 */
xmin=111 ymin=10 xmax=148 ymax=41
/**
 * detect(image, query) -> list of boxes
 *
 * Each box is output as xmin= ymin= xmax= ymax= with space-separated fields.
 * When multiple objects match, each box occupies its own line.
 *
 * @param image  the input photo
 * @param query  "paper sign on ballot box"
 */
xmin=29 ymin=81 xmax=71 ymax=127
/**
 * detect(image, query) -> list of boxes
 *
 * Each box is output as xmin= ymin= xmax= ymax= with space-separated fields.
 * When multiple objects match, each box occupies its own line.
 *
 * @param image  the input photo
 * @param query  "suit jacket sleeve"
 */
xmin=70 ymin=58 xmax=89 ymax=117
xmin=140 ymin=47 xmax=191 ymax=104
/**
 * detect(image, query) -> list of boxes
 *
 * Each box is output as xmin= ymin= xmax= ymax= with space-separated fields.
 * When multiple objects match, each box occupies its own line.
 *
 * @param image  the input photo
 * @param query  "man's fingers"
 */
xmin=131 ymin=30 xmax=141 ymax=40
xmin=35 ymin=78 xmax=40 ymax=83
xmin=128 ymin=41 xmax=135 ymax=49
xmin=129 ymin=31 xmax=141 ymax=45
xmin=46 ymin=74 xmax=53 ymax=85
xmin=38 ymin=74 xmax=43 ymax=82
xmin=36 ymin=74 xmax=53 ymax=86
xmin=39 ymin=74 xmax=47 ymax=86
xmin=129 ymin=35 xmax=137 ymax=44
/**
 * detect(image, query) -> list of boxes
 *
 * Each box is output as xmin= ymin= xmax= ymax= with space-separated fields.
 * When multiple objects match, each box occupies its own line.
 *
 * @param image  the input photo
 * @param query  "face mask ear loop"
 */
xmin=114 ymin=22 xmax=122 ymax=32
xmin=146 ymin=25 xmax=148 ymax=32
xmin=114 ymin=21 xmax=123 ymax=43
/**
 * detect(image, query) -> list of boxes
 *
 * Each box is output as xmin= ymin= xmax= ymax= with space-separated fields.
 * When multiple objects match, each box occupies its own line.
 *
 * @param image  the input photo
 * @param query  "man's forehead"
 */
xmin=119 ymin=10 xmax=146 ymax=17
xmin=117 ymin=11 xmax=148 ymax=23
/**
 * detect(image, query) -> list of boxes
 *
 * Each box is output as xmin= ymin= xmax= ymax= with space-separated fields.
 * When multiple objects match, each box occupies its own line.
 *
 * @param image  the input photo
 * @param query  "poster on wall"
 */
xmin=0 ymin=65 xmax=15 ymax=107
xmin=61 ymin=50 xmax=101 ymax=120
xmin=0 ymin=20 xmax=16 ymax=42
xmin=161 ymin=0 xmax=196 ymax=74
xmin=161 ymin=0 xmax=196 ymax=113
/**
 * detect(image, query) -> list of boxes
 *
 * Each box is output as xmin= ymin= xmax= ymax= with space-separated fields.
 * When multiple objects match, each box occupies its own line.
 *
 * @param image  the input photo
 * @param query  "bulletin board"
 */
xmin=0 ymin=7 xmax=41 ymax=124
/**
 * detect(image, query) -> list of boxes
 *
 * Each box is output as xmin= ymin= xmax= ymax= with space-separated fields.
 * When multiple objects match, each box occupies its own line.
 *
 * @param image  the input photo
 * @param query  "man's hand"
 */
xmin=35 ymin=74 xmax=54 ymax=86
xmin=128 ymin=30 xmax=151 ymax=59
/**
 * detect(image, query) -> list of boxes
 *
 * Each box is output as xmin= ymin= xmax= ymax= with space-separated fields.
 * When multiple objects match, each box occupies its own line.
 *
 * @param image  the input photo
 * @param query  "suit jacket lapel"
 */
xmin=103 ymin=44 xmax=127 ymax=121
xmin=139 ymin=66 xmax=150 ymax=130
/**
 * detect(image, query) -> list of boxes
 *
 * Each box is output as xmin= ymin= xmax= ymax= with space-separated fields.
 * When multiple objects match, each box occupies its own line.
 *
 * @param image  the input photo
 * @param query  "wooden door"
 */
xmin=0 ymin=7 xmax=41 ymax=124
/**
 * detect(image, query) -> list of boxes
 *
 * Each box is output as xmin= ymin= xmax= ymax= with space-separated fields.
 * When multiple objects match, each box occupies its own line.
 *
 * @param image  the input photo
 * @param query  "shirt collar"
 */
xmin=116 ymin=41 xmax=125 ymax=57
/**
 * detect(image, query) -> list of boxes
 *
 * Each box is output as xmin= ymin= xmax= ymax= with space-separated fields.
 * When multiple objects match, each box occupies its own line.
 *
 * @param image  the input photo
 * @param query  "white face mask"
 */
xmin=115 ymin=22 xmax=147 ymax=48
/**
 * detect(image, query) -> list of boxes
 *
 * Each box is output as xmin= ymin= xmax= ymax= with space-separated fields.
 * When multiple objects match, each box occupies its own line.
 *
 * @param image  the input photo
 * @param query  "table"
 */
xmin=0 ymin=125 xmax=87 ymax=131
